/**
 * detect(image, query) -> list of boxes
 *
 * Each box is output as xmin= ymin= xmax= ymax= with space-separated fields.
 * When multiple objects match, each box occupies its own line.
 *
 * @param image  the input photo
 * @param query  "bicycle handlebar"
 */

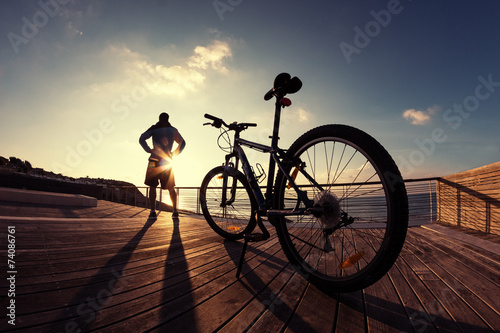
xmin=204 ymin=113 xmax=220 ymax=122
xmin=204 ymin=113 xmax=224 ymax=128
xmin=204 ymin=113 xmax=256 ymax=131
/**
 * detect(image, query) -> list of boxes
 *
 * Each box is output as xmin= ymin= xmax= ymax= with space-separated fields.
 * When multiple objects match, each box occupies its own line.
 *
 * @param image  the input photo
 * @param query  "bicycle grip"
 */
xmin=204 ymin=113 xmax=219 ymax=121
xmin=204 ymin=113 xmax=223 ymax=128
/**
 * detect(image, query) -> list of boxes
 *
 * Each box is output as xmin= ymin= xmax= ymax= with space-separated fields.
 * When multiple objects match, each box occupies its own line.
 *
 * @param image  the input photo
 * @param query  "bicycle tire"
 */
xmin=200 ymin=166 xmax=257 ymax=240
xmin=273 ymin=124 xmax=408 ymax=293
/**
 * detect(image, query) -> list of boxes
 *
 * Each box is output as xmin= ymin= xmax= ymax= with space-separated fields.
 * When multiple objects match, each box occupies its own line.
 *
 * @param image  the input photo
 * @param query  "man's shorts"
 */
xmin=144 ymin=158 xmax=175 ymax=189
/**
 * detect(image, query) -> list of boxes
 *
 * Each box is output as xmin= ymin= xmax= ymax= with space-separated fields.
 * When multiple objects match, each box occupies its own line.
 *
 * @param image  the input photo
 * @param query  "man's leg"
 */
xmin=149 ymin=186 xmax=157 ymax=217
xmin=168 ymin=187 xmax=178 ymax=215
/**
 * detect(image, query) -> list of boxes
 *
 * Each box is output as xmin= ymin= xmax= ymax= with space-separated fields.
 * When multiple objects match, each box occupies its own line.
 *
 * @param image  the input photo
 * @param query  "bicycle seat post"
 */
xmin=270 ymin=97 xmax=283 ymax=149
xmin=264 ymin=97 xmax=284 ymax=207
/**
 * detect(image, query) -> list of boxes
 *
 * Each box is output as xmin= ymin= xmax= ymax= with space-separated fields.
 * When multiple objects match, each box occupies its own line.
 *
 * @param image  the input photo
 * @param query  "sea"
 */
xmin=169 ymin=188 xmax=437 ymax=226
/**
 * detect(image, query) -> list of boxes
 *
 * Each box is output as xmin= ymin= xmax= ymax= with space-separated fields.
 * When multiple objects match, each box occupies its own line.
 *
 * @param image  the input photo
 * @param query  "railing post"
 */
xmin=486 ymin=201 xmax=491 ymax=234
xmin=429 ymin=180 xmax=433 ymax=222
xmin=457 ymin=188 xmax=461 ymax=227
xmin=159 ymin=188 xmax=162 ymax=212
xmin=176 ymin=188 xmax=180 ymax=211
xmin=436 ymin=180 xmax=441 ymax=223
xmin=197 ymin=188 xmax=200 ymax=214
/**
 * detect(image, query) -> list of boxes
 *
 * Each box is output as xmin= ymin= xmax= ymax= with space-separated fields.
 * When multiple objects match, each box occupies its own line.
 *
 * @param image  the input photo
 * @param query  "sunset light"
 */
xmin=1 ymin=1 xmax=498 ymax=189
xmin=1 ymin=2 xmax=499 ymax=331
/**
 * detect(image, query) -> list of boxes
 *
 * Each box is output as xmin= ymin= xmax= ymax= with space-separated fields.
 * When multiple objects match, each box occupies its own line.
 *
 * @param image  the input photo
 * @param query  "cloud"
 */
xmin=187 ymin=40 xmax=232 ymax=73
xmin=66 ymin=20 xmax=83 ymax=37
xmin=297 ymin=107 xmax=311 ymax=122
xmin=134 ymin=61 xmax=206 ymax=96
xmin=402 ymin=105 xmax=440 ymax=125
xmin=281 ymin=107 xmax=313 ymax=127
xmin=86 ymin=40 xmax=232 ymax=98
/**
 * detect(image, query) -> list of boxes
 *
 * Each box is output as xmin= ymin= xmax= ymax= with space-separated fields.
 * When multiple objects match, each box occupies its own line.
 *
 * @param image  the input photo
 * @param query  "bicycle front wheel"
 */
xmin=274 ymin=124 xmax=408 ymax=293
xmin=200 ymin=166 xmax=257 ymax=240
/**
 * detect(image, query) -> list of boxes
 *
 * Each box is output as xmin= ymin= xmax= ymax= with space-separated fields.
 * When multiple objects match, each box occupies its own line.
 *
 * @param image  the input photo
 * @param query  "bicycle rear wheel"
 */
xmin=273 ymin=124 xmax=408 ymax=293
xmin=200 ymin=166 xmax=257 ymax=240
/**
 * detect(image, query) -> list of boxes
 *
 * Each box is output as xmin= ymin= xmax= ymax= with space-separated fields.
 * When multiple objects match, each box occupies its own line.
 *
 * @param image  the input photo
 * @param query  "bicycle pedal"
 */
xmin=244 ymin=233 xmax=269 ymax=242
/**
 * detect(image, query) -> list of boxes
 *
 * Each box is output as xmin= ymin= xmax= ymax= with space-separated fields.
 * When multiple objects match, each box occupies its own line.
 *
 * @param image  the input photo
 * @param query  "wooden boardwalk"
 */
xmin=1 ymin=200 xmax=499 ymax=332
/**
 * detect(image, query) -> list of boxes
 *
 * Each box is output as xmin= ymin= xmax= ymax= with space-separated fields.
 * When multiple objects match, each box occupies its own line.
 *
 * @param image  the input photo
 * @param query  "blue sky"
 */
xmin=1 ymin=0 xmax=499 ymax=188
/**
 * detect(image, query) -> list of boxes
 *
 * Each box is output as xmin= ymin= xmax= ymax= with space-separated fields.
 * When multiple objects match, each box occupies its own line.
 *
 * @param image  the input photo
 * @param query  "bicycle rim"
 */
xmin=274 ymin=125 xmax=408 ymax=292
xmin=200 ymin=166 xmax=256 ymax=240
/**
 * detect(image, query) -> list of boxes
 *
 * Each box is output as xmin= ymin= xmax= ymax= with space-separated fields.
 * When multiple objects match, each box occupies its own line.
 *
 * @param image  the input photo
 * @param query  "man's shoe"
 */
xmin=172 ymin=211 xmax=179 ymax=218
xmin=149 ymin=210 xmax=157 ymax=219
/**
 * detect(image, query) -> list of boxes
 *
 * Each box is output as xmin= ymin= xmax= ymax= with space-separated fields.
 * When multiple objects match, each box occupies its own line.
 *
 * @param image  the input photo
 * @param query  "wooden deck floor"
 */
xmin=1 ymin=200 xmax=499 ymax=332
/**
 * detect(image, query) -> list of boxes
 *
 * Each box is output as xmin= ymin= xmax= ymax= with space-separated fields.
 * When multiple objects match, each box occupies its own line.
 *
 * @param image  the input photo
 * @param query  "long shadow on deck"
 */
xmin=149 ymin=215 xmax=197 ymax=331
xmin=222 ymin=239 xmax=318 ymax=331
xmin=225 ymin=238 xmax=494 ymax=332
xmin=49 ymin=217 xmax=155 ymax=332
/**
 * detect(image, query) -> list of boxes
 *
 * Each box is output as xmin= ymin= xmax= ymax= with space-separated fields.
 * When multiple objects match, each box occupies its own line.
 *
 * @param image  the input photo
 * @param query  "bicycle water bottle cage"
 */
xmin=253 ymin=163 xmax=267 ymax=183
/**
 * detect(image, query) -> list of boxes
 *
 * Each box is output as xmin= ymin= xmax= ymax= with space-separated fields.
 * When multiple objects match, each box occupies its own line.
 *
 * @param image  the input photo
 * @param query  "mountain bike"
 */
xmin=199 ymin=73 xmax=408 ymax=293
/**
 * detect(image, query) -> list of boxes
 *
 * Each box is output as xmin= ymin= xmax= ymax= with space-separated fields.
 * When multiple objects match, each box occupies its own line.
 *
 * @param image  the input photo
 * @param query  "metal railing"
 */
xmin=102 ymin=178 xmax=440 ymax=226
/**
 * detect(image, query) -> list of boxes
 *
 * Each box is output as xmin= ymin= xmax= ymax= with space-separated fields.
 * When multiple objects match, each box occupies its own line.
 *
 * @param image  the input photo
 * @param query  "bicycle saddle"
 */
xmin=264 ymin=73 xmax=302 ymax=100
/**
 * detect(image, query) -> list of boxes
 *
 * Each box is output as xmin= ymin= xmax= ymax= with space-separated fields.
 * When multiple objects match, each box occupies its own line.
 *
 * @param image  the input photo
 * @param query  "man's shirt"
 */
xmin=139 ymin=121 xmax=185 ymax=161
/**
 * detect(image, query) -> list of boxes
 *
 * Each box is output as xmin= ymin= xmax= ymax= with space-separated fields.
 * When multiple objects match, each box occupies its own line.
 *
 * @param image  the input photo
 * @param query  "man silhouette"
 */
xmin=139 ymin=112 xmax=186 ymax=219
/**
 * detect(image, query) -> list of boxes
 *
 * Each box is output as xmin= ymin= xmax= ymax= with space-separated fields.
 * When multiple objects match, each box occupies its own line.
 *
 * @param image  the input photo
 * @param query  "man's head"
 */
xmin=159 ymin=112 xmax=169 ymax=122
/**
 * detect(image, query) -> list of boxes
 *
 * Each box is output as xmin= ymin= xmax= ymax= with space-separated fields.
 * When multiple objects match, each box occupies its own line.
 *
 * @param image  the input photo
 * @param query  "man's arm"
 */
xmin=172 ymin=130 xmax=186 ymax=156
xmin=139 ymin=130 xmax=153 ymax=153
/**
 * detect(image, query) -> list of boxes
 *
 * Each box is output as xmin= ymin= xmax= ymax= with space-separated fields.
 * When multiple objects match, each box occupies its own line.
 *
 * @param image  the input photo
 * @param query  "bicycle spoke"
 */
xmin=274 ymin=125 xmax=407 ymax=292
xmin=201 ymin=91 xmax=407 ymax=293
xmin=324 ymin=141 xmax=335 ymax=184
xmin=288 ymin=229 xmax=325 ymax=252
xmin=332 ymin=147 xmax=358 ymax=185
xmin=333 ymin=143 xmax=346 ymax=183
xmin=201 ymin=166 xmax=256 ymax=239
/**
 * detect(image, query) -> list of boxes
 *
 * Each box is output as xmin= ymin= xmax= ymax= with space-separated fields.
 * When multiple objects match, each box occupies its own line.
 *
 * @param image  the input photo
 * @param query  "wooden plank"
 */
xmin=362 ymin=230 xmax=414 ymax=332
xmin=438 ymin=162 xmax=500 ymax=234
xmin=11 ymin=220 xmax=231 ymax=330
xmin=389 ymin=256 xmax=439 ymax=333
xmin=115 ymin=239 xmax=284 ymax=332
xmin=398 ymin=238 xmax=467 ymax=332
xmin=404 ymin=229 xmax=500 ymax=332
xmin=247 ymin=272 xmax=309 ymax=332
xmin=4 ymin=198 xmax=500 ymax=332
xmin=217 ymin=264 xmax=298 ymax=332
xmin=364 ymin=273 xmax=413 ymax=332
xmin=335 ymin=290 xmax=366 ymax=333
xmin=284 ymin=284 xmax=337 ymax=333
xmin=410 ymin=227 xmax=500 ymax=288
xmin=443 ymin=161 xmax=500 ymax=182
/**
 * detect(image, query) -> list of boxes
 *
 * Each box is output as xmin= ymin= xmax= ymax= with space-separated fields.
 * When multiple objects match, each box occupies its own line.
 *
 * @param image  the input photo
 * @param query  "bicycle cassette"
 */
xmin=313 ymin=191 xmax=341 ymax=229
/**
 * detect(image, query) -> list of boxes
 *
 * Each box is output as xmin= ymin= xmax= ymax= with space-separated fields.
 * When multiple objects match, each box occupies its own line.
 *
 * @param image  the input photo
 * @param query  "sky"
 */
xmin=1 ymin=0 xmax=499 ymax=189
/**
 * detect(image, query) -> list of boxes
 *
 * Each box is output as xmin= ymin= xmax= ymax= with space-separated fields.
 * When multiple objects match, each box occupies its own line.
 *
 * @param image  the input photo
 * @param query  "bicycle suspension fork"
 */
xmin=221 ymin=152 xmax=239 ymax=207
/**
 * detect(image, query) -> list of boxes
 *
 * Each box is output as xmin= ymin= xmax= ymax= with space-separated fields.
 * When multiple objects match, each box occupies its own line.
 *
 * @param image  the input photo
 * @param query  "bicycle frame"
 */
xmin=222 ymin=98 xmax=318 ymax=218
xmin=202 ymin=73 xmax=409 ymax=292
